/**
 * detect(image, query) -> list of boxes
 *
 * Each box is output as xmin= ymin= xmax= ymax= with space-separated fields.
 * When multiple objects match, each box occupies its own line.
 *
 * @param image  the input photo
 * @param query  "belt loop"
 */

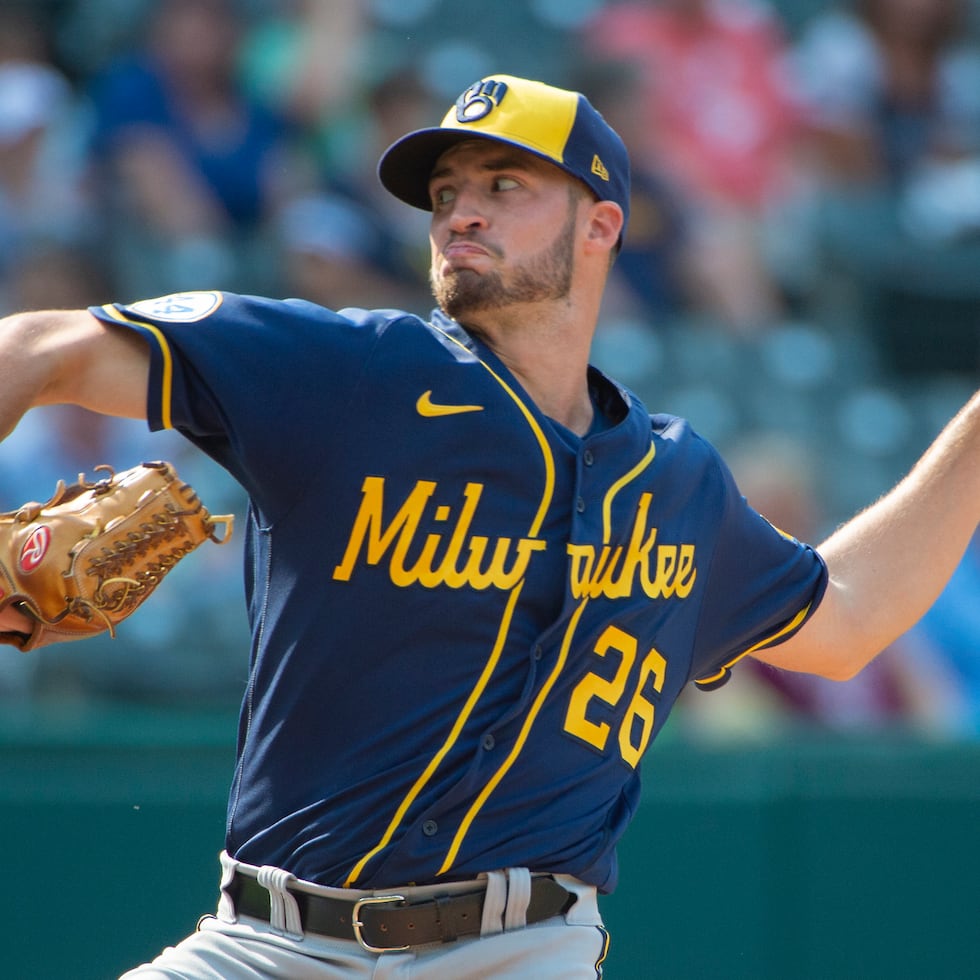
xmin=257 ymin=865 xmax=304 ymax=940
xmin=217 ymin=851 xmax=238 ymax=922
xmin=504 ymin=868 xmax=532 ymax=931
xmin=434 ymin=894 xmax=458 ymax=942
xmin=480 ymin=870 xmax=507 ymax=936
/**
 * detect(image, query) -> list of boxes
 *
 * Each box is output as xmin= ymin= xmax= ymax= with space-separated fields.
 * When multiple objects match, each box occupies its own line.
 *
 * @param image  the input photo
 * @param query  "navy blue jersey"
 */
xmin=92 ymin=291 xmax=827 ymax=893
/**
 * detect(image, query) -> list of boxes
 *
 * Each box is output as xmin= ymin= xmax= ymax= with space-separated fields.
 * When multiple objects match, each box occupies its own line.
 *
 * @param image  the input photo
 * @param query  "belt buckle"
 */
xmin=352 ymin=894 xmax=408 ymax=953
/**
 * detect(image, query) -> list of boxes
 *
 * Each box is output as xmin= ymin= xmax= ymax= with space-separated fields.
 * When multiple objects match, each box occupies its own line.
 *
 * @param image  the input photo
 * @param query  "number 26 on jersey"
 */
xmin=564 ymin=625 xmax=667 ymax=769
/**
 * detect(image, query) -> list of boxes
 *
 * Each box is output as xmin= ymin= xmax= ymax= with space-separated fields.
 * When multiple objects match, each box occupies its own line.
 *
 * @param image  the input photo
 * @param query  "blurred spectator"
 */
xmin=275 ymin=66 xmax=437 ymax=312
xmin=887 ymin=531 xmax=980 ymax=739
xmin=574 ymin=59 xmax=693 ymax=324
xmin=0 ymin=7 xmax=94 ymax=312
xmin=239 ymin=0 xmax=367 ymax=131
xmin=6 ymin=242 xmax=111 ymax=313
xmin=793 ymin=0 xmax=980 ymax=377
xmin=87 ymin=0 xmax=298 ymax=299
xmin=0 ymin=208 xmax=249 ymax=707
xmin=0 ymin=212 xmax=138 ymax=511
xmin=582 ymin=0 xmax=805 ymax=333
xmin=47 ymin=0 xmax=156 ymax=81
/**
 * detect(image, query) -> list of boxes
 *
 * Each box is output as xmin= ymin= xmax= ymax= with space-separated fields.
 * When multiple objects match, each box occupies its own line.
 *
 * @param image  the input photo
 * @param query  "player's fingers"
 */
xmin=0 ymin=604 xmax=32 ymax=633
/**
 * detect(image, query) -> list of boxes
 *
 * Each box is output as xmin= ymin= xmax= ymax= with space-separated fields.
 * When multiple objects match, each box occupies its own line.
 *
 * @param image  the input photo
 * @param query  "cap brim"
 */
xmin=378 ymin=127 xmax=565 ymax=212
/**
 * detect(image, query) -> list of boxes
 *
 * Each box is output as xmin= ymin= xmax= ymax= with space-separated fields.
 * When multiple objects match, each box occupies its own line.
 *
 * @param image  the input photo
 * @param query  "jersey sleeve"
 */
xmin=684 ymin=430 xmax=828 ymax=690
xmin=89 ymin=291 xmax=402 ymax=518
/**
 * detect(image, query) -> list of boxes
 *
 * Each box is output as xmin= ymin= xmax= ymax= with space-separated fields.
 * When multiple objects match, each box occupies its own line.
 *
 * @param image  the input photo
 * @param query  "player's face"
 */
xmin=427 ymin=141 xmax=585 ymax=322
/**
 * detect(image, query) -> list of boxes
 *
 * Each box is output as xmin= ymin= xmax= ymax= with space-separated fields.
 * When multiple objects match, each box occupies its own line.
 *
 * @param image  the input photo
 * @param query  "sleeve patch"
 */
xmin=126 ymin=291 xmax=223 ymax=323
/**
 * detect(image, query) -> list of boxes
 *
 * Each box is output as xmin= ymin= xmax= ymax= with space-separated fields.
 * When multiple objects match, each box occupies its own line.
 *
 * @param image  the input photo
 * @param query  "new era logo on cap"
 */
xmin=377 ymin=74 xmax=631 ymax=239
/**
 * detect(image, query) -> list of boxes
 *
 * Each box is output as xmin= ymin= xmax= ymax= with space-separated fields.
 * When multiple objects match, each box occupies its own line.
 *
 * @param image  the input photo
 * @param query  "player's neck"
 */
xmin=472 ymin=317 xmax=595 ymax=434
xmin=455 ymin=285 xmax=602 ymax=433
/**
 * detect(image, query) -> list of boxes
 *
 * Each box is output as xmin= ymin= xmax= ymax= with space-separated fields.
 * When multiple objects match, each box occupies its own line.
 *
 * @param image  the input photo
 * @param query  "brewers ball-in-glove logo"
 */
xmin=455 ymin=79 xmax=508 ymax=123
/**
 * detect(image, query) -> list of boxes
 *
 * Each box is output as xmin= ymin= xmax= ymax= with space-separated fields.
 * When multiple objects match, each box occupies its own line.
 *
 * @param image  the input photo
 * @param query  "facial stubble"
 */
xmin=431 ymin=201 xmax=578 ymax=321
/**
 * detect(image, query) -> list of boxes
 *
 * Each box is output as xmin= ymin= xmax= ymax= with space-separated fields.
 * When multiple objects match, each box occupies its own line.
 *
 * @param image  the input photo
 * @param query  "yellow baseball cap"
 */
xmin=378 ymin=74 xmax=631 ymax=238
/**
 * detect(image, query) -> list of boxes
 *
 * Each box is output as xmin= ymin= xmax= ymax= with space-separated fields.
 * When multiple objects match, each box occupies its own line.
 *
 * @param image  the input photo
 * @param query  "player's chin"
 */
xmin=431 ymin=269 xmax=485 ymax=316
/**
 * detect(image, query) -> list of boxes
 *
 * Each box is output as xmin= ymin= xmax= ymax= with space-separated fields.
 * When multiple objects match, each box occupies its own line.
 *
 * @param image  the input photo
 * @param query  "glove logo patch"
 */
xmin=19 ymin=526 xmax=51 ymax=574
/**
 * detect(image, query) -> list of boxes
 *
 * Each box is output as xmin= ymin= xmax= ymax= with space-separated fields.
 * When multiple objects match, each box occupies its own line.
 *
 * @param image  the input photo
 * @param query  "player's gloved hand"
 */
xmin=0 ymin=461 xmax=233 ymax=651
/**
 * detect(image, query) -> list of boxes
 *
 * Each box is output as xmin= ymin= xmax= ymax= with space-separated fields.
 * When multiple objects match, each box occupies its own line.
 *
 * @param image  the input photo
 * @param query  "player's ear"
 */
xmin=583 ymin=200 xmax=624 ymax=256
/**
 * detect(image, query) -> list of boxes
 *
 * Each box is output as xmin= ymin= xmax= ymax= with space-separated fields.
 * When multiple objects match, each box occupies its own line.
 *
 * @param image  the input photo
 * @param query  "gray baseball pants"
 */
xmin=119 ymin=852 xmax=610 ymax=978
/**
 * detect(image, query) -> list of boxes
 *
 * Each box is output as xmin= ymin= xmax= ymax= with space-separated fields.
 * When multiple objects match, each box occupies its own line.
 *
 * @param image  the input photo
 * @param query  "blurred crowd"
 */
xmin=0 ymin=0 xmax=977 ymax=740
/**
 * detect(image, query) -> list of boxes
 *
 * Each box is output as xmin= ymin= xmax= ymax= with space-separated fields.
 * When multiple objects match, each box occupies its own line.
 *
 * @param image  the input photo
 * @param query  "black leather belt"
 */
xmin=226 ymin=870 xmax=574 ymax=952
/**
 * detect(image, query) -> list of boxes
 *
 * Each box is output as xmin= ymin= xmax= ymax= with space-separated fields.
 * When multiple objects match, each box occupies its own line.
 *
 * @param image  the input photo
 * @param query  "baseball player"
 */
xmin=0 ymin=74 xmax=977 ymax=978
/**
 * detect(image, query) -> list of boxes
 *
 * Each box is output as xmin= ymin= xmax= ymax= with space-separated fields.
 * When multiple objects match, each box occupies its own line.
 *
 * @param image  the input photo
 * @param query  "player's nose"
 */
xmin=445 ymin=187 xmax=489 ymax=233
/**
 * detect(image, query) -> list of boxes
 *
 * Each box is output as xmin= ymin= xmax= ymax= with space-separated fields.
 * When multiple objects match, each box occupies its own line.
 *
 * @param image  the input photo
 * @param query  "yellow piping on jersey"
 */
xmin=343 ymin=582 xmax=527 ymax=887
xmin=438 ymin=597 xmax=590 ymax=875
xmin=99 ymin=305 xmax=174 ymax=430
xmin=437 ymin=415 xmax=655 ymax=873
xmin=435 ymin=328 xmax=556 ymax=535
xmin=602 ymin=441 xmax=655 ymax=544
xmin=344 ymin=331 xmax=556 ymax=886
xmin=482 ymin=370 xmax=554 ymax=536
xmin=695 ymin=600 xmax=814 ymax=688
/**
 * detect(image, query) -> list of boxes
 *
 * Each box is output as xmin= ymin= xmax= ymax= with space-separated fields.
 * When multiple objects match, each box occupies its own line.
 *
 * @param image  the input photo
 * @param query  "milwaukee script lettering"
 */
xmin=334 ymin=479 xmax=697 ymax=599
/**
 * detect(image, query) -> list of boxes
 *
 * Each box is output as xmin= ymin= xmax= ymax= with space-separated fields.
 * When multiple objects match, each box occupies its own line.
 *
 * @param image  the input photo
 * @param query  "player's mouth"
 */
xmin=444 ymin=233 xmax=502 ymax=258
xmin=440 ymin=239 xmax=501 ymax=276
xmin=443 ymin=242 xmax=488 ymax=262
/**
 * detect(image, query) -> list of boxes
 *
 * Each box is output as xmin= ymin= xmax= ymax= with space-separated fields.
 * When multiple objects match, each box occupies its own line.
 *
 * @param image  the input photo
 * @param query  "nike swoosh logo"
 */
xmin=416 ymin=390 xmax=485 ymax=417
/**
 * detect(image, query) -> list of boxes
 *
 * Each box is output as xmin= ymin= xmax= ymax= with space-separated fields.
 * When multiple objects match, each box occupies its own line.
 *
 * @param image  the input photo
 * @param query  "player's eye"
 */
xmin=432 ymin=186 xmax=456 ymax=208
xmin=493 ymin=176 xmax=520 ymax=192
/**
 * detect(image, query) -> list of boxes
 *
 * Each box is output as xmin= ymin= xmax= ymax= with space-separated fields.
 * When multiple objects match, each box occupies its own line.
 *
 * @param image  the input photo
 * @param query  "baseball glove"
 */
xmin=0 ymin=461 xmax=233 ymax=651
